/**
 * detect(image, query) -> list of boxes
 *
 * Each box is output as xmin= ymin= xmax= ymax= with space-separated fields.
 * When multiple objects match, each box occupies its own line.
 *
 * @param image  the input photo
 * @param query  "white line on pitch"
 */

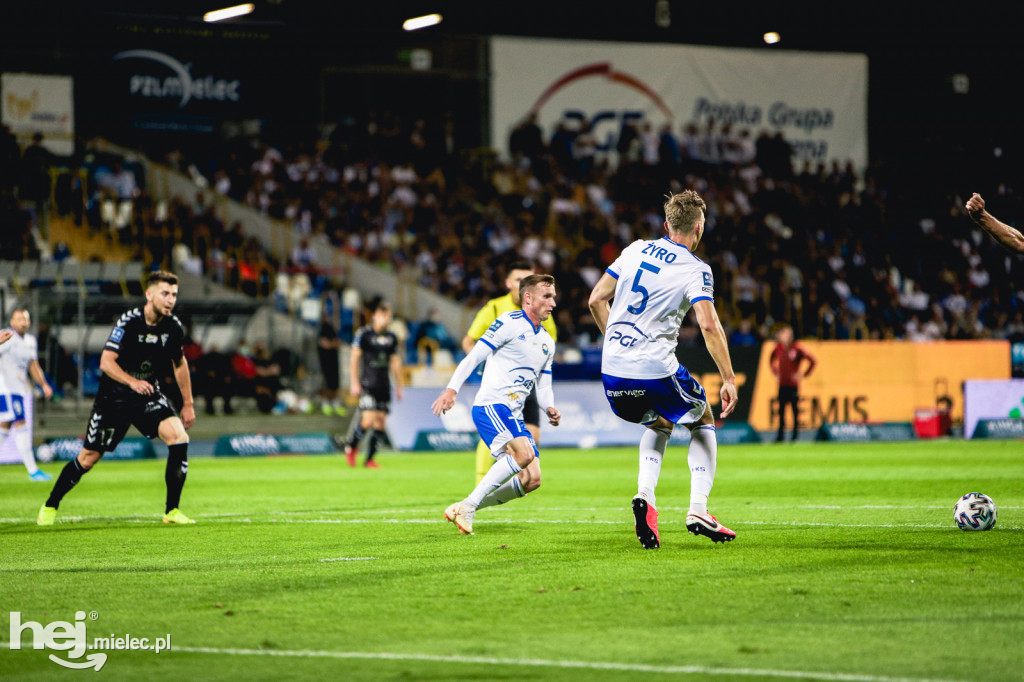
xmin=4 ymin=515 xmax=1017 ymax=530
xmin=167 ymin=646 xmax=969 ymax=682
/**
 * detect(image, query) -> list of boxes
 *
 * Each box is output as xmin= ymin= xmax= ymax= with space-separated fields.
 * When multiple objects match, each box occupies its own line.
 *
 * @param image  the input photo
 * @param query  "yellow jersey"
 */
xmin=466 ymin=293 xmax=557 ymax=342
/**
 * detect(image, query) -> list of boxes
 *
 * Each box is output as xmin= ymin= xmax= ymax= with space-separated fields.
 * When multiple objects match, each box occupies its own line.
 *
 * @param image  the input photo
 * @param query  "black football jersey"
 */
xmin=354 ymin=326 xmax=398 ymax=390
xmin=100 ymin=307 xmax=185 ymax=396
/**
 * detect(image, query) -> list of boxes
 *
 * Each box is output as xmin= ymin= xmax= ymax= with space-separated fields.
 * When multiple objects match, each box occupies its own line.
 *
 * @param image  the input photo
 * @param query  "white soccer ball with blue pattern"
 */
xmin=953 ymin=492 xmax=997 ymax=531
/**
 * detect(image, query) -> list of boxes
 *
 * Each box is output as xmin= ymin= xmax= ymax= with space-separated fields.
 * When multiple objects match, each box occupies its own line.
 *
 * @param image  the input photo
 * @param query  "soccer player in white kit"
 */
xmin=431 ymin=274 xmax=561 ymax=535
xmin=589 ymin=190 xmax=738 ymax=549
xmin=0 ymin=309 xmax=54 ymax=480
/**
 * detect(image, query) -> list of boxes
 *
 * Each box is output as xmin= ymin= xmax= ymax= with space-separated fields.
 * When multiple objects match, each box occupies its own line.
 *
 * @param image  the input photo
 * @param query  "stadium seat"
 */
xmin=35 ymin=261 xmax=62 ymax=290
xmin=120 ymin=262 xmax=145 ymax=296
xmin=201 ymin=324 xmax=241 ymax=352
xmin=0 ymin=261 xmax=23 ymax=296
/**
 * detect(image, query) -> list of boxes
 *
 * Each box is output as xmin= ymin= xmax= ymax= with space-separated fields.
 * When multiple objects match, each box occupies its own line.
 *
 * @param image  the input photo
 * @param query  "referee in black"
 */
xmin=38 ymin=270 xmax=198 ymax=525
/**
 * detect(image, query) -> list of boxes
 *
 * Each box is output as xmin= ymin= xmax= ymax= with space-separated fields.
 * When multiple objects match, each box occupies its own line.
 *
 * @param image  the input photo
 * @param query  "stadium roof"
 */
xmin=17 ymin=0 xmax=1023 ymax=55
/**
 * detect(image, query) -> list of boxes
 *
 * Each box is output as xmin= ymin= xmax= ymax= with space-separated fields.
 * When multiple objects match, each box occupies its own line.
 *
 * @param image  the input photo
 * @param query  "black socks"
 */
xmin=165 ymin=443 xmax=189 ymax=514
xmin=365 ymin=429 xmax=380 ymax=461
xmin=45 ymin=458 xmax=87 ymax=509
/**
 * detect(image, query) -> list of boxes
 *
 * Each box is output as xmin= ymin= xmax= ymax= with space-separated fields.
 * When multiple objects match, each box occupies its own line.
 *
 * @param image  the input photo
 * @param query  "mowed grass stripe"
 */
xmin=1 ymin=440 xmax=1021 ymax=681
xmin=169 ymin=645 xmax=971 ymax=682
xmin=2 ymin=514 xmax=1022 ymax=531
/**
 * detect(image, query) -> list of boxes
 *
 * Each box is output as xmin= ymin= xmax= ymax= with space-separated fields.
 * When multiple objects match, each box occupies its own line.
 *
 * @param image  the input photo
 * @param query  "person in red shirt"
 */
xmin=769 ymin=324 xmax=817 ymax=443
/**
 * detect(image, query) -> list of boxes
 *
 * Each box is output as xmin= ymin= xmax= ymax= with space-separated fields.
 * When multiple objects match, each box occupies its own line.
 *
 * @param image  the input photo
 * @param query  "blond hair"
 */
xmin=663 ymin=190 xmax=707 ymax=234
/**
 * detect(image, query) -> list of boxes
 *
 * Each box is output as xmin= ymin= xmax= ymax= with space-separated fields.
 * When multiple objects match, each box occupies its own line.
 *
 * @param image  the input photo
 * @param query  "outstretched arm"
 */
xmin=431 ymin=341 xmax=492 ymax=416
xmin=966 ymin=193 xmax=1024 ymax=254
xmin=692 ymin=300 xmax=738 ymax=418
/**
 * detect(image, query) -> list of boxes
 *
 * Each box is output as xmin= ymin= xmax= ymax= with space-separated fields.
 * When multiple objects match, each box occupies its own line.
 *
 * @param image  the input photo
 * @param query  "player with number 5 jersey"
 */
xmin=589 ymin=189 xmax=739 ymax=549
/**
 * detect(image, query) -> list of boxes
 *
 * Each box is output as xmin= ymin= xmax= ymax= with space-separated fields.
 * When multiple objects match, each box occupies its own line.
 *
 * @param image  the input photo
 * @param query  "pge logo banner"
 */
xmin=490 ymin=37 xmax=867 ymax=169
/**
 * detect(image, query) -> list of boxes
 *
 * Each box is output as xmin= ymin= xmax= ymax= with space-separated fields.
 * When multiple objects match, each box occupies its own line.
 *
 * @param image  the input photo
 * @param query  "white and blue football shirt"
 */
xmin=470 ymin=310 xmax=555 ymax=417
xmin=0 ymin=330 xmax=39 ymax=395
xmin=601 ymin=236 xmax=714 ymax=379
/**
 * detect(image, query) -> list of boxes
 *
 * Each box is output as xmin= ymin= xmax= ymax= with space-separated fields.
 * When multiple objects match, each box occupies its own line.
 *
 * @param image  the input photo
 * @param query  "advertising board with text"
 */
xmin=748 ymin=340 xmax=1010 ymax=431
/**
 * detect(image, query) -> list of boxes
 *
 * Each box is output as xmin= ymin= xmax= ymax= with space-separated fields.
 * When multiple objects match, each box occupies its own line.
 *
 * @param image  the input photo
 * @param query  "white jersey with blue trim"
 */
xmin=601 ymin=236 xmax=714 ymax=379
xmin=0 ymin=330 xmax=38 ymax=394
xmin=474 ymin=310 xmax=555 ymax=417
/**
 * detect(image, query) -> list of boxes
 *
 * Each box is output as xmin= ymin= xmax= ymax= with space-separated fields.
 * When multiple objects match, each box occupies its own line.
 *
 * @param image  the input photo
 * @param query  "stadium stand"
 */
xmin=151 ymin=116 xmax=1023 ymax=353
xmin=5 ymin=110 xmax=1024 ymax=391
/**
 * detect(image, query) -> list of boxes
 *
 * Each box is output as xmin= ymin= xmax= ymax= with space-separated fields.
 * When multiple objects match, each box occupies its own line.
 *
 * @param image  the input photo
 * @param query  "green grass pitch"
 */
xmin=1 ymin=440 xmax=1022 ymax=681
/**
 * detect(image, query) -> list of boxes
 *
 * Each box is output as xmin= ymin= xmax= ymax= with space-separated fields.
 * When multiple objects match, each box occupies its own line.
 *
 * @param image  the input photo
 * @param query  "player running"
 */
xmin=589 ymin=189 xmax=738 ymax=549
xmin=0 ymin=309 xmax=54 ymax=481
xmin=461 ymin=260 xmax=556 ymax=484
xmin=432 ymin=274 xmax=561 ymax=535
xmin=37 ymin=271 xmax=197 ymax=526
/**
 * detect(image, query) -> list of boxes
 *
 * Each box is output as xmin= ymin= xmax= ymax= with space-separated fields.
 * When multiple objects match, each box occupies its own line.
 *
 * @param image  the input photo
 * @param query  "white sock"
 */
xmin=687 ymin=425 xmax=718 ymax=515
xmin=0 ymin=427 xmax=11 ymax=467
xmin=465 ymin=454 xmax=522 ymax=508
xmin=637 ymin=427 xmax=671 ymax=507
xmin=477 ymin=475 xmax=525 ymax=509
xmin=14 ymin=424 xmax=38 ymax=475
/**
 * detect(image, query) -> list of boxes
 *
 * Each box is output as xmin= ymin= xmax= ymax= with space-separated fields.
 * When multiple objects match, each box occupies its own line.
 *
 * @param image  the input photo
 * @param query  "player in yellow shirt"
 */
xmin=462 ymin=260 xmax=557 ymax=483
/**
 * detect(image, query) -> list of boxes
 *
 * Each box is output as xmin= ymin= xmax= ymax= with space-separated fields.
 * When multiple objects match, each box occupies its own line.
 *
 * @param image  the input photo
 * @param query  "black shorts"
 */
xmin=522 ymin=386 xmax=540 ymax=427
xmin=777 ymin=385 xmax=799 ymax=405
xmin=358 ymin=386 xmax=391 ymax=414
xmin=83 ymin=390 xmax=179 ymax=453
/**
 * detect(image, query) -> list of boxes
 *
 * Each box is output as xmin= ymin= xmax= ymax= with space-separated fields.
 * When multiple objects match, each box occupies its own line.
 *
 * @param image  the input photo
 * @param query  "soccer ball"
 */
xmin=953 ymin=492 xmax=997 ymax=531
xmin=36 ymin=442 xmax=54 ymax=463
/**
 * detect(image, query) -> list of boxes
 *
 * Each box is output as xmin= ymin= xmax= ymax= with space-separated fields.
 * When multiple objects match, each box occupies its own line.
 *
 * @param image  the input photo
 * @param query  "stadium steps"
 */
xmin=46 ymin=215 xmax=136 ymax=264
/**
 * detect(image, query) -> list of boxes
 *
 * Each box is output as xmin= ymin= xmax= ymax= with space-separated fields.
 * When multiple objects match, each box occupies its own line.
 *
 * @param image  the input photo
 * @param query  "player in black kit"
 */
xmin=37 ymin=271 xmax=197 ymax=525
xmin=345 ymin=301 xmax=403 ymax=468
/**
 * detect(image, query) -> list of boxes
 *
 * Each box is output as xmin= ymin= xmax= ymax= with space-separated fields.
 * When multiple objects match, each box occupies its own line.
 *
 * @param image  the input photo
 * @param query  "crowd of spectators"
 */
xmin=10 ymin=111 xmax=1024 ymax=356
xmin=169 ymin=329 xmax=292 ymax=416
xmin=157 ymin=112 xmax=1023 ymax=351
xmin=0 ymin=125 xmax=44 ymax=261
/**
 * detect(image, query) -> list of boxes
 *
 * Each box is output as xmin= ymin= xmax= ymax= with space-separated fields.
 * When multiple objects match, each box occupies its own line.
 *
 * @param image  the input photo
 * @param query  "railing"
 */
xmin=91 ymin=140 xmax=476 ymax=341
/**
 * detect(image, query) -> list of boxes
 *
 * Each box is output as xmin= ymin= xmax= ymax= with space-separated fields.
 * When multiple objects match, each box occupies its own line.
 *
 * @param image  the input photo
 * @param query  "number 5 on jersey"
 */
xmin=627 ymin=261 xmax=661 ymax=315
